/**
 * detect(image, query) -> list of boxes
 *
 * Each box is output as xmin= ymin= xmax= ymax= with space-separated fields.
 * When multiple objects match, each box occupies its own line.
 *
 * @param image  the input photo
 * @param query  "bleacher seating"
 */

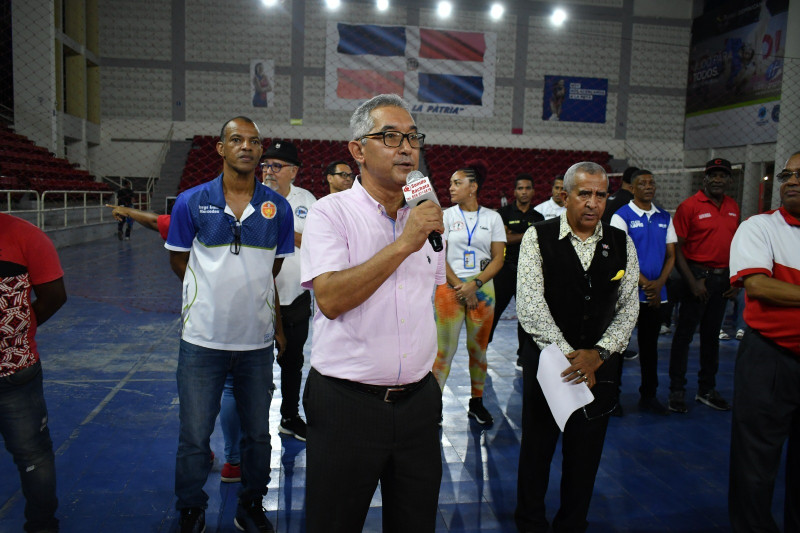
xmin=0 ymin=125 xmax=110 ymax=194
xmin=178 ymin=135 xmax=612 ymax=209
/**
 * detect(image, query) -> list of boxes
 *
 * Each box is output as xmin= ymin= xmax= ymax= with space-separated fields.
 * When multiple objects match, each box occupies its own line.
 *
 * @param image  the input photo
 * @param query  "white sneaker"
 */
xmin=719 ymin=330 xmax=731 ymax=340
xmin=735 ymin=329 xmax=745 ymax=340
xmin=659 ymin=324 xmax=671 ymax=335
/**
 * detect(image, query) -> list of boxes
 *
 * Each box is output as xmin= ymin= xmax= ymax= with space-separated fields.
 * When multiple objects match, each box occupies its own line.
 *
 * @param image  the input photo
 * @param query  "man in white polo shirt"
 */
xmin=263 ymin=139 xmax=317 ymax=442
xmin=166 ymin=116 xmax=294 ymax=533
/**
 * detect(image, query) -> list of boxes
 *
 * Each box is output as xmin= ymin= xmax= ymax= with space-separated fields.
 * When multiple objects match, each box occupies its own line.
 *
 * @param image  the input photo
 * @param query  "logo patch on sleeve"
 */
xmin=261 ymin=201 xmax=277 ymax=219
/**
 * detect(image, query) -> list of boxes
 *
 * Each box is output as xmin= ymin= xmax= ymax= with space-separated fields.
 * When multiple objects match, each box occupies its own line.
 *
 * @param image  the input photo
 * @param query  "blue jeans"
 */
xmin=175 ymin=340 xmax=274 ymax=509
xmin=220 ymin=374 xmax=240 ymax=464
xmin=0 ymin=361 xmax=59 ymax=532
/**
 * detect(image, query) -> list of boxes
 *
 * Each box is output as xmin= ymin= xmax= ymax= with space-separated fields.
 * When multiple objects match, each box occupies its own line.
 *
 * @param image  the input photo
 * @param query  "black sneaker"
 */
xmin=234 ymin=499 xmax=274 ymax=533
xmin=514 ymin=357 xmax=523 ymax=371
xmin=638 ymin=397 xmax=670 ymax=416
xmin=179 ymin=507 xmax=205 ymax=533
xmin=468 ymin=397 xmax=494 ymax=425
xmin=278 ymin=415 xmax=307 ymax=442
xmin=668 ymin=390 xmax=688 ymax=413
xmin=695 ymin=389 xmax=730 ymax=411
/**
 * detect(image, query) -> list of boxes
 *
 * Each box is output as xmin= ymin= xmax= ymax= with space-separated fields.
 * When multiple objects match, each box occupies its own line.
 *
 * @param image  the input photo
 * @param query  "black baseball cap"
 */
xmin=263 ymin=140 xmax=301 ymax=166
xmin=705 ymin=158 xmax=732 ymax=174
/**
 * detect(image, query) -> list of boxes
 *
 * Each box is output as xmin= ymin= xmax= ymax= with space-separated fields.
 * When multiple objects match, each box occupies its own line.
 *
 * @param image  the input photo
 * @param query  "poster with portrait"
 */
xmin=541 ymin=75 xmax=608 ymax=123
xmin=250 ymin=59 xmax=275 ymax=108
xmin=684 ymin=0 xmax=787 ymax=149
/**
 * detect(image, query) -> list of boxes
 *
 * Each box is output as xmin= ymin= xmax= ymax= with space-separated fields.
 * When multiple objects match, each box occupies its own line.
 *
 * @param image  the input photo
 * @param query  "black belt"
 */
xmin=325 ymin=372 xmax=431 ymax=403
xmin=688 ymin=262 xmax=728 ymax=277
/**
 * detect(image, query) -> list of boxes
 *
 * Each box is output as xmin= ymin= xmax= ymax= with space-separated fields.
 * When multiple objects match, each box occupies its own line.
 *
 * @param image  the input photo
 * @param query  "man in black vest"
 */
xmin=514 ymin=161 xmax=640 ymax=533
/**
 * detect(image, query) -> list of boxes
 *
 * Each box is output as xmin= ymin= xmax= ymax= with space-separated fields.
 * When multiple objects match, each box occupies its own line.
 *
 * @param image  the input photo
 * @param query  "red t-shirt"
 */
xmin=0 ymin=214 xmax=64 ymax=377
xmin=673 ymin=190 xmax=740 ymax=268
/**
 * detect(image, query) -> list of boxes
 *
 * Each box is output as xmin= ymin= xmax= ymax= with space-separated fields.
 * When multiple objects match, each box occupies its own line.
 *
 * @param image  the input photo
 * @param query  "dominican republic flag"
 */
xmin=325 ymin=22 xmax=496 ymax=117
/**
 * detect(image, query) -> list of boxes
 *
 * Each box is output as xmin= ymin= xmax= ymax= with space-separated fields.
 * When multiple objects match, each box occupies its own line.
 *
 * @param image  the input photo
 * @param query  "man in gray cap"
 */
xmin=262 ymin=139 xmax=317 ymax=441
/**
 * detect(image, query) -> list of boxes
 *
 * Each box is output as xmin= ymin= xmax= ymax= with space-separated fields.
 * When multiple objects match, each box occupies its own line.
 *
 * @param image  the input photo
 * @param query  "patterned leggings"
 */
xmin=432 ymin=277 xmax=495 ymax=398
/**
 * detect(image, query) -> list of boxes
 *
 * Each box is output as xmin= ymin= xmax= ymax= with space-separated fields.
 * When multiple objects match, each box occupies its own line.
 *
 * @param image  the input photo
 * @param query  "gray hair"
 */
xmin=350 ymin=94 xmax=413 ymax=140
xmin=563 ymin=161 xmax=608 ymax=193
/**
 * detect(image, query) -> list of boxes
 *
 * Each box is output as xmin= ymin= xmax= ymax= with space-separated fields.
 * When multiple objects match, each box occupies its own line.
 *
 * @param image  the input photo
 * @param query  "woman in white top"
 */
xmin=432 ymin=160 xmax=506 ymax=425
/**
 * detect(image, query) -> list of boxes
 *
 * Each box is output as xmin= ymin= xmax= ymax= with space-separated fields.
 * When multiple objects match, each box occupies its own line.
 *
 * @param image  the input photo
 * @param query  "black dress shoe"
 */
xmin=638 ymin=397 xmax=670 ymax=416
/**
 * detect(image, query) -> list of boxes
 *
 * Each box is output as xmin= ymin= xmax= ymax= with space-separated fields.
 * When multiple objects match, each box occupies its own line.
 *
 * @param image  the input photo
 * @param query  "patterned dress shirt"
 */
xmin=516 ymin=212 xmax=639 ymax=355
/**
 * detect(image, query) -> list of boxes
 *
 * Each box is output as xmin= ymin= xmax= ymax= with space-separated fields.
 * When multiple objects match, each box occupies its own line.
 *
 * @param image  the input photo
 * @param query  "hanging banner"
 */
xmin=325 ymin=22 xmax=496 ymax=118
xmin=684 ymin=0 xmax=787 ymax=149
xmin=541 ymin=75 xmax=608 ymax=123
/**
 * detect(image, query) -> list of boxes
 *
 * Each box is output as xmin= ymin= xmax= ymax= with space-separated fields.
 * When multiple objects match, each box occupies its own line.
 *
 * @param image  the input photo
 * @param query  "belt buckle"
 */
xmin=384 ymin=387 xmax=405 ymax=403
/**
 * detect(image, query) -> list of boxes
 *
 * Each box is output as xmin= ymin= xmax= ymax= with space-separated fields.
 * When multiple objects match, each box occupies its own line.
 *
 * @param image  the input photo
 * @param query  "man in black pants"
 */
xmin=300 ymin=94 xmax=446 ymax=532
xmin=668 ymin=159 xmax=740 ymax=413
xmin=728 ymin=152 xmax=800 ymax=532
xmin=515 ymin=161 xmax=639 ymax=532
xmin=262 ymin=139 xmax=317 ymax=442
xmin=489 ymin=173 xmax=543 ymax=369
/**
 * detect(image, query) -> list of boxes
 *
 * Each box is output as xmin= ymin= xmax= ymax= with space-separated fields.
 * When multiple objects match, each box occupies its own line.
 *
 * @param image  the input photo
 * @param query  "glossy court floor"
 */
xmin=0 ymin=227 xmax=787 ymax=532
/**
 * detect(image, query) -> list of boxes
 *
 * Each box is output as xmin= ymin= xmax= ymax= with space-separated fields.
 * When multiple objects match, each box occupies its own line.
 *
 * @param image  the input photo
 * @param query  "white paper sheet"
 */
xmin=536 ymin=343 xmax=595 ymax=432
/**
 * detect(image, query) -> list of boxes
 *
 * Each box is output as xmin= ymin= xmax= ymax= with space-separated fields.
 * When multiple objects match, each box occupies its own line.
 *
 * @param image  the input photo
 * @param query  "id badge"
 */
xmin=463 ymin=250 xmax=476 ymax=270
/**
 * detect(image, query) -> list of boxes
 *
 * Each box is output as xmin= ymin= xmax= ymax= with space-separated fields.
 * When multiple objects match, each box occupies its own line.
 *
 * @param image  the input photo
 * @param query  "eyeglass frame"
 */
xmin=359 ymin=131 xmax=426 ymax=149
xmin=330 ymin=171 xmax=354 ymax=180
xmin=230 ymin=221 xmax=242 ymax=255
xmin=776 ymin=169 xmax=800 ymax=183
xmin=261 ymin=161 xmax=296 ymax=173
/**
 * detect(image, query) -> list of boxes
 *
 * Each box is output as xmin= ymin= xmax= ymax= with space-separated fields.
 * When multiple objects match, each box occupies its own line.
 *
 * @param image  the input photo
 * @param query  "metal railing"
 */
xmin=2 ymin=189 xmax=116 ymax=229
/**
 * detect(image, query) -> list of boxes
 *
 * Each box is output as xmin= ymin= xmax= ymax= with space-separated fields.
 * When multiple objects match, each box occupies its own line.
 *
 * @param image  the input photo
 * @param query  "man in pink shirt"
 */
xmin=300 ymin=94 xmax=446 ymax=532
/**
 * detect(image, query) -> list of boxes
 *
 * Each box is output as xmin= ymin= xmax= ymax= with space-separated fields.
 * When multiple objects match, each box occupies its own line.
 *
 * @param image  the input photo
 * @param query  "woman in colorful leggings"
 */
xmin=433 ymin=160 xmax=506 ymax=425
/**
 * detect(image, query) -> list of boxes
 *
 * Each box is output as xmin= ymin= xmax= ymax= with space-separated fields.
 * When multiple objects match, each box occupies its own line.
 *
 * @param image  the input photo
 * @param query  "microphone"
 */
xmin=403 ymin=170 xmax=444 ymax=252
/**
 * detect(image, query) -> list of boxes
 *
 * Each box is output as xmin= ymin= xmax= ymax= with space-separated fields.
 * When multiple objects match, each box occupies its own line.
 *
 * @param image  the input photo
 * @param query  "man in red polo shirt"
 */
xmin=728 ymin=152 xmax=800 ymax=532
xmin=668 ymin=158 xmax=740 ymax=413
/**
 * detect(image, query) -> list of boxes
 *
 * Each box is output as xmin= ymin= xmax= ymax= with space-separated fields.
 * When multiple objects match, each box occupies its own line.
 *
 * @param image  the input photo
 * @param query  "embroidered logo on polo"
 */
xmin=629 ymin=220 xmax=644 ymax=229
xmin=699 ymin=213 xmax=711 ymax=220
xmin=261 ymin=201 xmax=277 ymax=219
xmin=199 ymin=205 xmax=221 ymax=214
xmin=450 ymin=221 xmax=465 ymax=231
xmin=295 ymin=206 xmax=308 ymax=219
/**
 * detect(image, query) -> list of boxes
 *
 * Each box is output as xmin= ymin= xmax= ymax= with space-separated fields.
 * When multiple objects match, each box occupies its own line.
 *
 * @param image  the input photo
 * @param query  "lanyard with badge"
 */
xmin=459 ymin=207 xmax=480 ymax=270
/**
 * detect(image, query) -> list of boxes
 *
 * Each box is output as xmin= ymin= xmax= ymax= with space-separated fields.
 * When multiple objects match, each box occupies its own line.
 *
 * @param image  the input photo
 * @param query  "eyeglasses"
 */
xmin=262 ymin=162 xmax=295 ymax=172
xmin=331 ymin=171 xmax=353 ymax=180
xmin=360 ymin=131 xmax=426 ymax=148
xmin=230 ymin=221 xmax=241 ymax=255
xmin=776 ymin=170 xmax=800 ymax=183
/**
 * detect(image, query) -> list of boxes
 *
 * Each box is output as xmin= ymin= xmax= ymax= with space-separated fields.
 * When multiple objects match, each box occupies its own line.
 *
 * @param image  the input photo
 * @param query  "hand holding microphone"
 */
xmin=403 ymin=170 xmax=444 ymax=252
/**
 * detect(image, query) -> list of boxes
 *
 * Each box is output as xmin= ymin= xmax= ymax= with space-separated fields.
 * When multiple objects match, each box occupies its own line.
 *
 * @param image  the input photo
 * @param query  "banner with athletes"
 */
xmin=684 ymin=0 xmax=787 ymax=149
xmin=325 ymin=22 xmax=496 ymax=118
xmin=541 ymin=75 xmax=608 ymax=123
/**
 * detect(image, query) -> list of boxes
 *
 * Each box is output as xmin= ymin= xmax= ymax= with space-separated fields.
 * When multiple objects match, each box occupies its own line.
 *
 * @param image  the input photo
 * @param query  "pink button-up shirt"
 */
xmin=301 ymin=178 xmax=446 ymax=386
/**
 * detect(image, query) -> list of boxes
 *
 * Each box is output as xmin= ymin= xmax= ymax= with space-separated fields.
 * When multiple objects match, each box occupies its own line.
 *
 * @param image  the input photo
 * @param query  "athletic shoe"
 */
xmin=468 ymin=397 xmax=494 ymax=425
xmin=221 ymin=462 xmax=241 ymax=483
xmin=695 ymin=389 xmax=730 ymax=411
xmin=659 ymin=324 xmax=672 ymax=335
xmin=514 ymin=357 xmax=523 ymax=371
xmin=623 ymin=350 xmax=639 ymax=361
xmin=719 ymin=330 xmax=731 ymax=340
xmin=735 ymin=329 xmax=745 ymax=340
xmin=234 ymin=499 xmax=275 ymax=532
xmin=668 ymin=390 xmax=688 ymax=413
xmin=278 ymin=415 xmax=307 ymax=442
xmin=179 ymin=507 xmax=205 ymax=533
xmin=638 ymin=397 xmax=670 ymax=416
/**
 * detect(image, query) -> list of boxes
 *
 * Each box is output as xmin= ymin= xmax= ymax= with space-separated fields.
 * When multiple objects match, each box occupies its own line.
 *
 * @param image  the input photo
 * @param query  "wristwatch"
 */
xmin=474 ymin=278 xmax=484 ymax=289
xmin=593 ymin=345 xmax=611 ymax=361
